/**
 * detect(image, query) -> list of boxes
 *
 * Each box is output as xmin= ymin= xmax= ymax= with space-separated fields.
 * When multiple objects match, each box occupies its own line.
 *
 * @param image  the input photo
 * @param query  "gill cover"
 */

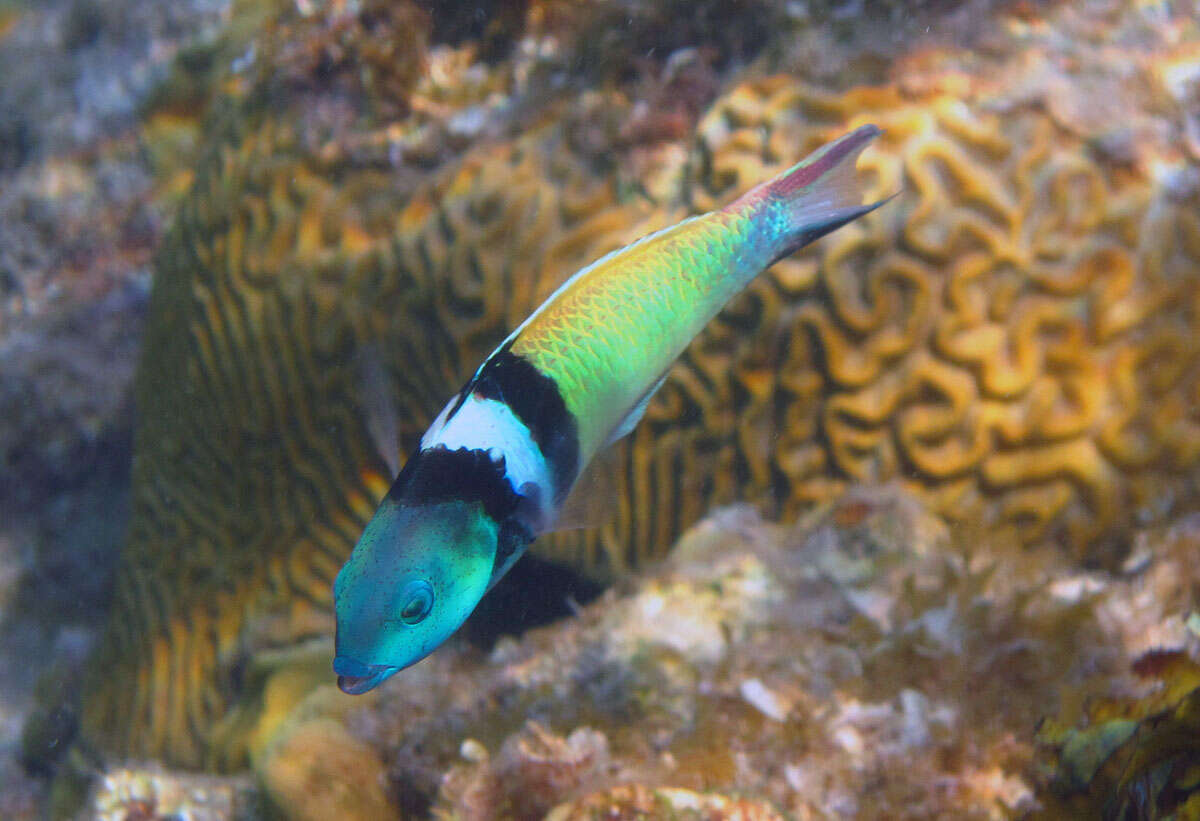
xmin=332 ymin=498 xmax=498 ymax=693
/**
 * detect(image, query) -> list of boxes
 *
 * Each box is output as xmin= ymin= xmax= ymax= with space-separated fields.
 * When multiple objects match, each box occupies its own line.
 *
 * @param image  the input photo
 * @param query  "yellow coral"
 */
xmin=82 ymin=101 xmax=655 ymax=767
xmin=684 ymin=78 xmax=1200 ymax=555
xmin=82 ymin=19 xmax=1200 ymax=778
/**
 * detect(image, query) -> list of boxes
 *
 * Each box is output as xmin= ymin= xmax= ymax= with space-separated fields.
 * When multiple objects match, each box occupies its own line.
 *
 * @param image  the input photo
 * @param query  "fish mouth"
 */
xmin=333 ymin=656 xmax=398 ymax=695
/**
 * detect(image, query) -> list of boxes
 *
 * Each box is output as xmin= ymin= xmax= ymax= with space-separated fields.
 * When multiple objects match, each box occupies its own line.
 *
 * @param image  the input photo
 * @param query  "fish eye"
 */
xmin=398 ymin=580 xmax=434 ymax=625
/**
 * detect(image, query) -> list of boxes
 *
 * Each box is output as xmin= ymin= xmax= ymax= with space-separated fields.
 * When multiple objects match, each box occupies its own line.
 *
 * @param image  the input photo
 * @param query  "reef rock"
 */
xmin=1031 ymin=514 xmax=1200 ymax=819
xmin=237 ymin=485 xmax=1199 ymax=819
xmin=89 ymin=766 xmax=256 ymax=821
xmin=0 ymin=0 xmax=239 ymax=814
xmin=0 ymin=0 xmax=229 ymax=505
xmin=61 ymin=0 xmax=1200 ymax=789
xmin=544 ymin=784 xmax=787 ymax=821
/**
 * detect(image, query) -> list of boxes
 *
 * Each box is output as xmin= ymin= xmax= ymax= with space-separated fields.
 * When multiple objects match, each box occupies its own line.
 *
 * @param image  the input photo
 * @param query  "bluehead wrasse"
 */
xmin=333 ymin=124 xmax=891 ymax=694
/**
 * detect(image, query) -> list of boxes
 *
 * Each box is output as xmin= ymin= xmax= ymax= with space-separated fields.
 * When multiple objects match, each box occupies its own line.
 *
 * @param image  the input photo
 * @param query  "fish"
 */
xmin=332 ymin=124 xmax=890 ymax=693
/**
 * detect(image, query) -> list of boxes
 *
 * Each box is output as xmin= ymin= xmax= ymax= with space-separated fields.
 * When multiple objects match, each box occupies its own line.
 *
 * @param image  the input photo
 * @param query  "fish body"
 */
xmin=333 ymin=124 xmax=887 ymax=693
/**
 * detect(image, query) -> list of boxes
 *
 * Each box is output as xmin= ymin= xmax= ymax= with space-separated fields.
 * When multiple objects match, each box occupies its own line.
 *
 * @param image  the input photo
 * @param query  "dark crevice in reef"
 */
xmin=463 ymin=552 xmax=605 ymax=649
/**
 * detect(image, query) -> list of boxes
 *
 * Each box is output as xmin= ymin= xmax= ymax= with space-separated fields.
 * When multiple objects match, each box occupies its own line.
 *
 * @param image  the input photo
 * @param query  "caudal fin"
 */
xmin=728 ymin=124 xmax=892 ymax=263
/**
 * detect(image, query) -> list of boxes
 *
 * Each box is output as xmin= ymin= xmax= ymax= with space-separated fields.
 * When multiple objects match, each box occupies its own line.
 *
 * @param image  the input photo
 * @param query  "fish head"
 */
xmin=332 ymin=498 xmax=498 ymax=693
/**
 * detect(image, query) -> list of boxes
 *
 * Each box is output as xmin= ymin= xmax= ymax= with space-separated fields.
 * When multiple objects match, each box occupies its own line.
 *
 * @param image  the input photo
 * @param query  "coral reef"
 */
xmin=1034 ymin=655 xmax=1200 ymax=819
xmin=544 ymin=785 xmax=786 ymax=821
xmin=57 ymin=488 xmax=1200 ymax=819
xmin=686 ymin=72 xmax=1200 ymax=560
xmin=0 ymin=0 xmax=228 ymax=505
xmin=259 ymin=717 xmax=392 ymax=821
xmin=71 ymin=0 xmax=1200 ymax=778
xmin=236 ymin=487 xmax=1195 ymax=818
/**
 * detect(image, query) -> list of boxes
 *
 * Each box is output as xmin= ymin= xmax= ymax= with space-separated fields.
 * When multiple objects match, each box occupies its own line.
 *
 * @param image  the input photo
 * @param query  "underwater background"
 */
xmin=1 ymin=0 xmax=1199 ymax=817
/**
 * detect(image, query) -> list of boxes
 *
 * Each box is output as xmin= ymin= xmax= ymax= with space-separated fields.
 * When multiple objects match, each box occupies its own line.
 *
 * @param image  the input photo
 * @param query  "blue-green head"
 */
xmin=333 ymin=497 xmax=499 ymax=693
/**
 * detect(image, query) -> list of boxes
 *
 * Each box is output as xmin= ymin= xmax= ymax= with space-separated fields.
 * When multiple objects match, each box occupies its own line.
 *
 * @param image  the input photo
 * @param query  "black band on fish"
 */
xmin=469 ymin=344 xmax=580 ymax=504
xmin=386 ymin=445 xmax=537 ymax=586
xmin=387 ymin=445 xmax=522 ymax=525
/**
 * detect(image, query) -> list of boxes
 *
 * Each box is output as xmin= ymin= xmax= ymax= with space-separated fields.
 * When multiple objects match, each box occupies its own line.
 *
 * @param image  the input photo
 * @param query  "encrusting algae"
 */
xmin=1031 ymin=514 xmax=1200 ymax=820
xmin=1035 ymin=653 xmax=1200 ymax=820
xmin=29 ymin=0 xmax=1199 ymax=814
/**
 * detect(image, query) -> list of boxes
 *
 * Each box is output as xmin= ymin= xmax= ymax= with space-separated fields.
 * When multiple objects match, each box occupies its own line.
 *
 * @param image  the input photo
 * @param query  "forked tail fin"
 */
xmin=726 ymin=123 xmax=892 ymax=264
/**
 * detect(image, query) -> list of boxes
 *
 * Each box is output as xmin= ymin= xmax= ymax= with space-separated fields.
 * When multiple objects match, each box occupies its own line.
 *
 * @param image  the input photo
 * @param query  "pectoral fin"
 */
xmin=542 ymin=373 xmax=669 ymax=534
xmin=604 ymin=372 xmax=669 ymax=448
xmin=548 ymin=443 xmax=621 ymax=532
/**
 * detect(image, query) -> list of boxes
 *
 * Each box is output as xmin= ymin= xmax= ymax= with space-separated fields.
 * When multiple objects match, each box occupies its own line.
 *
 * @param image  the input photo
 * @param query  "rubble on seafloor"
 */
xmin=82 ymin=485 xmax=1197 ymax=819
xmin=89 ymin=767 xmax=258 ymax=821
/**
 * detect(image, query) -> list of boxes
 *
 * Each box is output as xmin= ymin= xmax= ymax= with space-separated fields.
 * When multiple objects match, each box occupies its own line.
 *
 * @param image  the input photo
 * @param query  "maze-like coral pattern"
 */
xmin=678 ymin=78 xmax=1200 ymax=556
xmin=84 ymin=72 xmax=1200 ymax=769
xmin=83 ymin=102 xmax=661 ymax=767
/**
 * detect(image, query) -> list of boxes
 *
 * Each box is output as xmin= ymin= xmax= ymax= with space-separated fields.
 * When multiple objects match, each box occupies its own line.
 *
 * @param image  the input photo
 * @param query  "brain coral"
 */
xmin=83 ymin=98 xmax=663 ymax=767
xmin=684 ymin=77 xmax=1200 ymax=554
xmin=82 ymin=72 xmax=1200 ymax=770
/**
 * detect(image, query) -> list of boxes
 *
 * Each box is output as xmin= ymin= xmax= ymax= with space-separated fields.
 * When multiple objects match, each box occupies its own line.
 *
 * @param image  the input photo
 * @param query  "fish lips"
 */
xmin=333 ymin=656 xmax=399 ymax=695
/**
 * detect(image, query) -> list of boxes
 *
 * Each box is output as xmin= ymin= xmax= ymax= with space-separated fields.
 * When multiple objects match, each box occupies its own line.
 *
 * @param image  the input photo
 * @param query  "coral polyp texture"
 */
xmin=80 ymin=0 xmax=1200 ymax=779
xmin=686 ymin=78 xmax=1200 ymax=557
xmin=82 ymin=104 xmax=661 ymax=768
